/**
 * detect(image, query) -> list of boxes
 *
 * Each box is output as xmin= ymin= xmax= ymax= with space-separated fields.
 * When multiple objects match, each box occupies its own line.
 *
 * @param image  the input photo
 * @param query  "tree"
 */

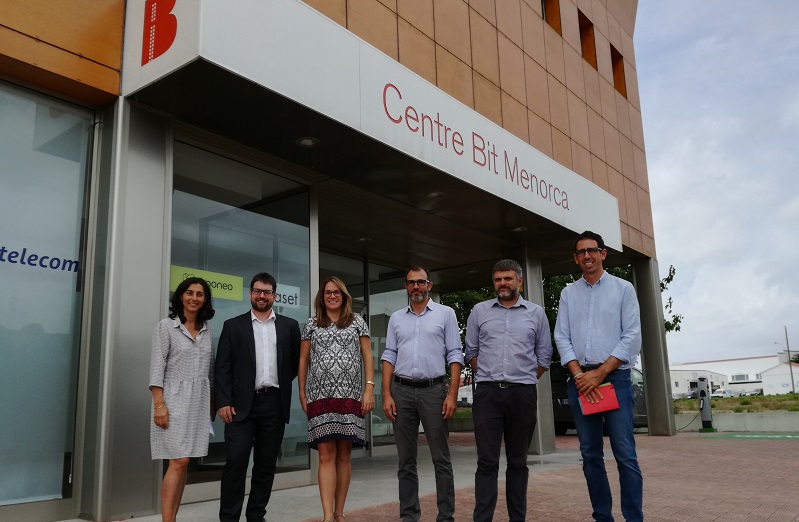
xmin=659 ymin=264 xmax=683 ymax=333
xmin=442 ymin=263 xmax=683 ymax=367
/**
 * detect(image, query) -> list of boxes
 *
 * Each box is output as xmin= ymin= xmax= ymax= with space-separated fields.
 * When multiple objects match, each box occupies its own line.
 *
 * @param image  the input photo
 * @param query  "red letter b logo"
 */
xmin=141 ymin=0 xmax=178 ymax=65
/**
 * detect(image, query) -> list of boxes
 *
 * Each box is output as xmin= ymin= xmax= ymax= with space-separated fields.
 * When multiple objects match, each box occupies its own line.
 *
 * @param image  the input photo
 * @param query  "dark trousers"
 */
xmin=392 ymin=381 xmax=455 ymax=522
xmin=472 ymin=384 xmax=538 ymax=522
xmin=219 ymin=390 xmax=285 ymax=522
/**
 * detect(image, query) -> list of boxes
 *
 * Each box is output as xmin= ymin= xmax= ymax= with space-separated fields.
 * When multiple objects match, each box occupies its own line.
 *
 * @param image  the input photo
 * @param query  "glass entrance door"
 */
xmin=170 ymin=141 xmax=311 ymax=482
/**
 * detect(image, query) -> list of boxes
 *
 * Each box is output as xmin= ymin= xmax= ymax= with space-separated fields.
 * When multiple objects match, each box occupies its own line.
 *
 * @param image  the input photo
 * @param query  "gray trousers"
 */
xmin=391 ymin=380 xmax=455 ymax=522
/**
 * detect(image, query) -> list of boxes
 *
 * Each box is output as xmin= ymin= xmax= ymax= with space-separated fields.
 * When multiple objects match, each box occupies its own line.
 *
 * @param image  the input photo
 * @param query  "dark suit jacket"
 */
xmin=214 ymin=311 xmax=301 ymax=423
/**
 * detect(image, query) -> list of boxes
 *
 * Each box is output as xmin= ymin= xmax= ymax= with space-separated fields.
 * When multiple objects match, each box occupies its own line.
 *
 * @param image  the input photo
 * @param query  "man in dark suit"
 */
xmin=215 ymin=272 xmax=301 ymax=522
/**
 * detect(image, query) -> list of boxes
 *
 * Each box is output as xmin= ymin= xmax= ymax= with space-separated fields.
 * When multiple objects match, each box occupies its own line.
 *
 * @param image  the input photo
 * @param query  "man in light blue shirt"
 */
xmin=381 ymin=266 xmax=464 ymax=522
xmin=465 ymin=259 xmax=552 ymax=522
xmin=554 ymin=230 xmax=643 ymax=522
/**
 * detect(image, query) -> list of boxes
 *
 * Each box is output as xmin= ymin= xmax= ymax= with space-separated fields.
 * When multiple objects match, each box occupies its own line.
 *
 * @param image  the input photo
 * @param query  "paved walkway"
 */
xmin=68 ymin=431 xmax=799 ymax=521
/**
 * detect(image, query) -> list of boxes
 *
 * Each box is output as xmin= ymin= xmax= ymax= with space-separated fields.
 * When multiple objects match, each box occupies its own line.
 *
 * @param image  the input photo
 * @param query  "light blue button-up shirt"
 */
xmin=464 ymin=297 xmax=552 ymax=384
xmin=554 ymin=271 xmax=641 ymax=369
xmin=380 ymin=300 xmax=464 ymax=379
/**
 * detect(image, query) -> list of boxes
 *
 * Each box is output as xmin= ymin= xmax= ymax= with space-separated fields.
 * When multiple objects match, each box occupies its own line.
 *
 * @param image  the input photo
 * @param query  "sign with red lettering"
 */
xmin=141 ymin=0 xmax=178 ymax=65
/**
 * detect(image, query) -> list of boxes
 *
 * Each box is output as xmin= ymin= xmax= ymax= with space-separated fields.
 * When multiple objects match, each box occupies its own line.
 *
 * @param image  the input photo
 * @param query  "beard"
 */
xmin=409 ymin=291 xmax=428 ymax=303
xmin=497 ymin=287 xmax=519 ymax=301
xmin=251 ymin=298 xmax=273 ymax=313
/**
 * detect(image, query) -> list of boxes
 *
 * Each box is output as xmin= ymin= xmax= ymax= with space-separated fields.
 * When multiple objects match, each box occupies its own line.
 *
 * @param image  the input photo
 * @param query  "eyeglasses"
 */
xmin=324 ymin=290 xmax=342 ymax=297
xmin=250 ymin=289 xmax=275 ymax=296
xmin=405 ymin=279 xmax=430 ymax=287
xmin=574 ymin=247 xmax=604 ymax=257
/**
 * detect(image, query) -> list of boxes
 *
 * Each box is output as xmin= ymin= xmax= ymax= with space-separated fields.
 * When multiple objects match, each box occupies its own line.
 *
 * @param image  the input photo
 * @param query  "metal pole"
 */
xmin=785 ymin=325 xmax=795 ymax=395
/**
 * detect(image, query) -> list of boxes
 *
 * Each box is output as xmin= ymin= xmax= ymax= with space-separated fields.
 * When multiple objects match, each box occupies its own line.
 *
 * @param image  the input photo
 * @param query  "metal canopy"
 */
xmin=129 ymin=59 xmax=642 ymax=292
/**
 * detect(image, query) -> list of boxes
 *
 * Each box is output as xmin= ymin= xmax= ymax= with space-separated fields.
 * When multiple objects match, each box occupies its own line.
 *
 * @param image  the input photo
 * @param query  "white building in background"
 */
xmin=670 ymin=355 xmax=781 ymax=396
xmin=760 ymin=362 xmax=799 ymax=396
xmin=670 ymin=369 xmax=728 ymax=397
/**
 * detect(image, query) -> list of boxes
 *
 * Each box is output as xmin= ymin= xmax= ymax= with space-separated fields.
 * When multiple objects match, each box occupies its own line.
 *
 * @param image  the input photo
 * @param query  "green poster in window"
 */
xmin=170 ymin=265 xmax=243 ymax=301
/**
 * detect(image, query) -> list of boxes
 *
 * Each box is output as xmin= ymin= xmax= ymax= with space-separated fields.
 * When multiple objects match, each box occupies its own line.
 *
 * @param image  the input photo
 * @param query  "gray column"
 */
xmin=521 ymin=251 xmax=556 ymax=454
xmin=632 ymin=258 xmax=676 ymax=436
xmin=81 ymin=101 xmax=171 ymax=520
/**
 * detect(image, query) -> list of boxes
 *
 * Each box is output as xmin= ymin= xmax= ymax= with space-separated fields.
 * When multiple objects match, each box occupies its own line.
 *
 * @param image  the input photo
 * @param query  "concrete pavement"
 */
xmin=63 ymin=430 xmax=799 ymax=521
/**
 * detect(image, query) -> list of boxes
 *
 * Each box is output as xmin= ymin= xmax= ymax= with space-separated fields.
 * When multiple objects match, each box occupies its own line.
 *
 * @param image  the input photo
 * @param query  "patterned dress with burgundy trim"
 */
xmin=301 ymin=314 xmax=370 ymax=449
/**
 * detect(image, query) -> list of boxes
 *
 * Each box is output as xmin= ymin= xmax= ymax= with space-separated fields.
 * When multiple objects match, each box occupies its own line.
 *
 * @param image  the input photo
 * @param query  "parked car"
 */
xmin=683 ymin=389 xmax=699 ymax=399
xmin=550 ymin=364 xmax=647 ymax=435
xmin=710 ymin=388 xmax=739 ymax=398
xmin=743 ymin=389 xmax=763 ymax=396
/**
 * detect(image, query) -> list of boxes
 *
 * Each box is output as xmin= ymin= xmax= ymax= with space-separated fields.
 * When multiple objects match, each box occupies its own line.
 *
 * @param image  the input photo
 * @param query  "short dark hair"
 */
xmin=574 ymin=231 xmax=605 ymax=251
xmin=405 ymin=266 xmax=431 ymax=281
xmin=250 ymin=272 xmax=277 ymax=292
xmin=169 ymin=277 xmax=215 ymax=327
xmin=492 ymin=259 xmax=523 ymax=279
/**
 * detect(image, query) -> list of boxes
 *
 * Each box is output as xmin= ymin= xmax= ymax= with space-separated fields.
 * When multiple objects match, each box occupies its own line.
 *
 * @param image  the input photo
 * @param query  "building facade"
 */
xmin=0 ymin=1 xmax=674 ymax=520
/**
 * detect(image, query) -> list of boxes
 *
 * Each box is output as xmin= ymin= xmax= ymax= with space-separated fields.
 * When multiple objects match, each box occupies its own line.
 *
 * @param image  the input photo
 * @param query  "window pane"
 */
xmin=171 ymin=142 xmax=311 ymax=480
xmin=0 ymin=83 xmax=91 ymax=505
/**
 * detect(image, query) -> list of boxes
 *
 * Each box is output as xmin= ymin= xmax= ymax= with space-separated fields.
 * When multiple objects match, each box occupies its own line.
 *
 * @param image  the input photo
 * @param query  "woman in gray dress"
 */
xmin=299 ymin=276 xmax=375 ymax=522
xmin=149 ymin=277 xmax=216 ymax=522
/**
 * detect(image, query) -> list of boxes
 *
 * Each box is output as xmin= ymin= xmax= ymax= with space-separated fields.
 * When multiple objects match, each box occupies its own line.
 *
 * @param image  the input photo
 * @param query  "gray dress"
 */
xmin=149 ymin=317 xmax=214 ymax=459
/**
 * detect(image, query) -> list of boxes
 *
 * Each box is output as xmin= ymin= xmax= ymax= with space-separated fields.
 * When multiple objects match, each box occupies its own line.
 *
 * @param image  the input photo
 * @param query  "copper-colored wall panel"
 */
xmin=552 ymin=127 xmax=573 ymax=169
xmin=473 ymin=72 xmax=503 ymax=125
xmin=563 ymin=45 xmax=586 ymax=99
xmin=4 ymin=0 xmax=123 ymax=68
xmin=543 ymin=25 xmax=566 ymax=84
xmin=624 ymin=177 xmax=641 ymax=230
xmin=567 ymin=91 xmax=590 ymax=150
xmin=496 ymin=0 xmax=523 ymax=48
xmin=469 ymin=0 xmax=497 ymax=25
xmin=398 ymin=17 xmax=436 ymax=84
xmin=619 ymin=135 xmax=636 ymax=181
xmin=559 ymin=0 xmax=582 ymax=54
xmin=603 ymin=120 xmax=623 ymax=173
xmin=528 ymin=110 xmax=553 ymax=157
xmin=586 ymin=106 xmax=606 ymax=161
xmin=547 ymin=75 xmax=570 ymax=134
xmin=304 ymin=0 xmax=347 ymax=26
xmin=572 ymin=141 xmax=593 ymax=181
xmin=591 ymin=154 xmax=610 ymax=192
xmin=607 ymin=166 xmax=626 ymax=222
xmin=348 ymin=0 xmax=399 ymax=59
xmin=501 ymin=91 xmax=529 ymax=142
xmin=616 ymin=91 xmax=632 ymax=139
xmin=524 ymin=55 xmax=550 ymax=121
xmin=520 ymin=3 xmax=546 ymax=66
xmin=435 ymin=45 xmax=474 ymax=108
xmin=1 ymin=0 xmax=122 ymax=103
xmin=497 ymin=34 xmax=526 ymax=103
xmin=434 ymin=0 xmax=472 ymax=65
xmin=398 ymin=0 xmax=434 ymax=38
xmin=470 ymin=9 xmax=500 ymax=84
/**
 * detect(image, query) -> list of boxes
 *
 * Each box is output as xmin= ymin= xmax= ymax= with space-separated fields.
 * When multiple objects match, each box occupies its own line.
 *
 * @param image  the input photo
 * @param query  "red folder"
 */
xmin=578 ymin=383 xmax=620 ymax=415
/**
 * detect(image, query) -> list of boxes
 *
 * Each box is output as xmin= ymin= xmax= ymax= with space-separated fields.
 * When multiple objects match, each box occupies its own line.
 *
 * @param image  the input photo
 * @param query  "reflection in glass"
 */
xmin=0 ymin=84 xmax=91 ymax=505
xmin=171 ymin=142 xmax=311 ymax=482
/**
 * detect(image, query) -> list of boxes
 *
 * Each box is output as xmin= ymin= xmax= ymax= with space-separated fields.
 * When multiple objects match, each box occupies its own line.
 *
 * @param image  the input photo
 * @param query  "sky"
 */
xmin=634 ymin=2 xmax=799 ymax=364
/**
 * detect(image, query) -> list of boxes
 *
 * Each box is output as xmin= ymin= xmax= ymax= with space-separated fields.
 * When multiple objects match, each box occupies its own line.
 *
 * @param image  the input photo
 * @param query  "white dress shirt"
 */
xmin=252 ymin=309 xmax=279 ymax=389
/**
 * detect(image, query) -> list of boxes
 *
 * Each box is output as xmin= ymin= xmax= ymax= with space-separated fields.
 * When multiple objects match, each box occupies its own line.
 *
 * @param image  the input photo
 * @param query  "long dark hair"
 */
xmin=169 ymin=277 xmax=215 ymax=328
xmin=314 ymin=276 xmax=354 ymax=329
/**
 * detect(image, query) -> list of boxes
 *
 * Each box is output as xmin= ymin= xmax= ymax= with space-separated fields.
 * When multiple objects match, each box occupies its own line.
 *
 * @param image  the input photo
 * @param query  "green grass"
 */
xmin=673 ymin=393 xmax=799 ymax=413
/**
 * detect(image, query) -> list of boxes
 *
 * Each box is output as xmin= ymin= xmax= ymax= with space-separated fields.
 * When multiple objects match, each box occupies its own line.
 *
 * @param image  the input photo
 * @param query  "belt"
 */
xmin=255 ymin=387 xmax=279 ymax=395
xmin=478 ymin=381 xmax=529 ymax=388
xmin=580 ymin=364 xmax=602 ymax=372
xmin=393 ymin=375 xmax=446 ymax=388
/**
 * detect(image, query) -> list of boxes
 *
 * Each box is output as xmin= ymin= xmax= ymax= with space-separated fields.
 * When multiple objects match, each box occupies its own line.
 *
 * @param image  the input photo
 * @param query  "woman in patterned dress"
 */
xmin=299 ymin=276 xmax=375 ymax=522
xmin=149 ymin=277 xmax=216 ymax=522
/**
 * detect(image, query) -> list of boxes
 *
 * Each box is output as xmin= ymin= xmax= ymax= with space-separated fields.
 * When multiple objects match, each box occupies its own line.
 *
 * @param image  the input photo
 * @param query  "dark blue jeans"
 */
xmin=567 ymin=369 xmax=643 ymax=522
